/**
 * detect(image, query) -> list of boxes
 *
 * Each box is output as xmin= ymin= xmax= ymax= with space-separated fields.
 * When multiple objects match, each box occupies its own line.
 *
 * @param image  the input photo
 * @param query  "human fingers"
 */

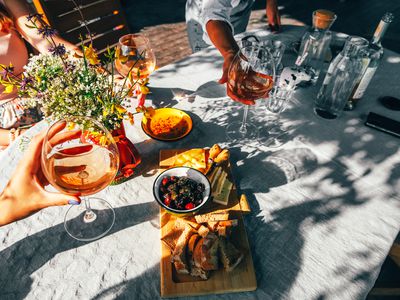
xmin=218 ymin=69 xmax=228 ymax=84
xmin=47 ymin=120 xmax=67 ymax=140
xmin=36 ymin=167 xmax=49 ymax=186
xmin=266 ymin=1 xmax=280 ymax=30
xmin=45 ymin=129 xmax=83 ymax=158
xmin=39 ymin=192 xmax=81 ymax=208
xmin=54 ymin=165 xmax=86 ymax=175
xmin=49 ymin=129 xmax=82 ymax=147
xmin=17 ymin=130 xmax=47 ymax=174
xmin=52 ymin=144 xmax=93 ymax=159
xmin=227 ymin=88 xmax=255 ymax=105
xmin=218 ymin=60 xmax=231 ymax=84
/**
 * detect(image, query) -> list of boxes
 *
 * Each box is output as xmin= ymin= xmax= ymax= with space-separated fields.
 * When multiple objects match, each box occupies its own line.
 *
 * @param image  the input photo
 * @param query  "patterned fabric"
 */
xmin=0 ymin=98 xmax=42 ymax=129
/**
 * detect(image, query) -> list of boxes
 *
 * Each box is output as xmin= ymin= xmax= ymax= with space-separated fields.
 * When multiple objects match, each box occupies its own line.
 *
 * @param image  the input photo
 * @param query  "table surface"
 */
xmin=1 ymin=25 xmax=400 ymax=300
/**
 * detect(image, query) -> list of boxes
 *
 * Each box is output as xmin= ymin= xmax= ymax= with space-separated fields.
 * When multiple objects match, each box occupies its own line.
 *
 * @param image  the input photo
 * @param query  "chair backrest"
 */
xmin=32 ymin=0 xmax=130 ymax=55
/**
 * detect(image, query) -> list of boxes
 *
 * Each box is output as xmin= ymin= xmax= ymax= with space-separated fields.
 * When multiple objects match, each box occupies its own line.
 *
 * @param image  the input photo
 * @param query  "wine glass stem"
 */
xmin=83 ymin=197 xmax=97 ymax=223
xmin=239 ymin=105 xmax=249 ymax=135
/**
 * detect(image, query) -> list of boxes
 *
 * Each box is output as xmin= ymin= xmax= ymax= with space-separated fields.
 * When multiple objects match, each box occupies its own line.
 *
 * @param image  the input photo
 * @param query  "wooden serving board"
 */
xmin=159 ymin=149 xmax=257 ymax=298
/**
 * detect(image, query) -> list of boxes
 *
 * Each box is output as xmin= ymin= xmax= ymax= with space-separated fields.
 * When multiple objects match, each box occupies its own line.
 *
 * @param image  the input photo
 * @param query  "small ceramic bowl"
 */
xmin=141 ymin=108 xmax=193 ymax=141
xmin=153 ymin=167 xmax=211 ymax=216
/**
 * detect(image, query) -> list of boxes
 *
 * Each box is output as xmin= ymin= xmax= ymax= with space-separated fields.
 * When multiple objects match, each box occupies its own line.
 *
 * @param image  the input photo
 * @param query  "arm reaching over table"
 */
xmin=3 ymin=0 xmax=78 ymax=53
xmin=266 ymin=0 xmax=281 ymax=32
xmin=200 ymin=0 xmax=280 ymax=105
xmin=0 ymin=128 xmax=81 ymax=227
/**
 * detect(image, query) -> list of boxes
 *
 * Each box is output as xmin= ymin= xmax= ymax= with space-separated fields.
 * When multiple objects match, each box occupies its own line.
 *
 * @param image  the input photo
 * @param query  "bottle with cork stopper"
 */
xmin=295 ymin=9 xmax=337 ymax=85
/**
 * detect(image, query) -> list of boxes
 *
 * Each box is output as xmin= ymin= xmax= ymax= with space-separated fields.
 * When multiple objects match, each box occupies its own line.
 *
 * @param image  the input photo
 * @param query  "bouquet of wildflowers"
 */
xmin=0 ymin=13 xmax=151 ymax=132
xmin=0 ymin=11 xmax=152 ymax=181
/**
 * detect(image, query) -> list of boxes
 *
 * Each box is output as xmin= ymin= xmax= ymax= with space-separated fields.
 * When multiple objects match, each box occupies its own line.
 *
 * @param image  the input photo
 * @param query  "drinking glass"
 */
xmin=41 ymin=117 xmax=119 ymax=241
xmin=262 ymin=38 xmax=286 ymax=74
xmin=264 ymin=85 xmax=294 ymax=147
xmin=115 ymin=33 xmax=156 ymax=79
xmin=225 ymin=44 xmax=275 ymax=142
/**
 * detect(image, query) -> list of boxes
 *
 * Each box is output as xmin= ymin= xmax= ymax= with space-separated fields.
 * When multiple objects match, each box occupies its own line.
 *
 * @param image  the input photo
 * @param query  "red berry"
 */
xmin=185 ymin=203 xmax=195 ymax=210
xmin=161 ymin=177 xmax=169 ymax=186
xmin=164 ymin=196 xmax=171 ymax=206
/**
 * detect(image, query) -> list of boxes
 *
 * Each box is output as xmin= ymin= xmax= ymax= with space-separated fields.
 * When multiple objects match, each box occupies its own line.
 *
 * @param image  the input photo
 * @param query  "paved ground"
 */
xmin=121 ymin=0 xmax=400 ymax=68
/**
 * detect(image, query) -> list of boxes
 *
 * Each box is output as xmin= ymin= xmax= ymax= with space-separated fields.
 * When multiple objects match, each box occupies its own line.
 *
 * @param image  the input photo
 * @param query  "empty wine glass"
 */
xmin=225 ymin=44 xmax=275 ymax=143
xmin=41 ymin=117 xmax=119 ymax=241
xmin=262 ymin=38 xmax=286 ymax=74
xmin=264 ymin=85 xmax=295 ymax=147
xmin=115 ymin=33 xmax=156 ymax=79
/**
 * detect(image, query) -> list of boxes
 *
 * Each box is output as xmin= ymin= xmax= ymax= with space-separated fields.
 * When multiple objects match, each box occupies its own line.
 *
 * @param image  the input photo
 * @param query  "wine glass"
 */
xmin=226 ymin=44 xmax=275 ymax=142
xmin=41 ymin=117 xmax=119 ymax=241
xmin=264 ymin=85 xmax=294 ymax=147
xmin=115 ymin=33 xmax=156 ymax=79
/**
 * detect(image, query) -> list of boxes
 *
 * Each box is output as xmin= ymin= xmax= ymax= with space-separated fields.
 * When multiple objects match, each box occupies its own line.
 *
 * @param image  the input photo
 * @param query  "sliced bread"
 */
xmin=218 ymin=236 xmax=244 ymax=272
xmin=191 ymin=237 xmax=209 ymax=279
xmin=200 ymin=234 xmax=219 ymax=271
xmin=161 ymin=218 xmax=187 ymax=251
xmin=172 ymin=224 xmax=195 ymax=274
xmin=194 ymin=211 xmax=230 ymax=223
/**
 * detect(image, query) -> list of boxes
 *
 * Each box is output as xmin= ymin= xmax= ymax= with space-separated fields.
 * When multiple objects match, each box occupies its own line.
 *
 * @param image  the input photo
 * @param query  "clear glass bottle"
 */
xmin=295 ymin=9 xmax=337 ymax=84
xmin=346 ymin=12 xmax=394 ymax=110
xmin=315 ymin=36 xmax=369 ymax=119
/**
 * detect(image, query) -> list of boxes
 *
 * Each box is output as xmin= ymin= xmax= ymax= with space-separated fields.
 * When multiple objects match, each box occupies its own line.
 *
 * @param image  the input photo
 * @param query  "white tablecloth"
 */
xmin=1 ymin=26 xmax=400 ymax=300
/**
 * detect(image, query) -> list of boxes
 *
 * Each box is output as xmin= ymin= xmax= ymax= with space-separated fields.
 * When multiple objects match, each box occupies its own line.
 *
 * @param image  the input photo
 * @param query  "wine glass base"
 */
xmin=265 ymin=136 xmax=285 ymax=148
xmin=226 ymin=121 xmax=259 ymax=143
xmin=314 ymin=108 xmax=338 ymax=119
xmin=64 ymin=198 xmax=115 ymax=242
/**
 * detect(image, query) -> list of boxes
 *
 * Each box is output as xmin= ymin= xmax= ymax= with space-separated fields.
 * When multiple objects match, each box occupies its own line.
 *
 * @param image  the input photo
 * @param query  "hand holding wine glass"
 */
xmin=41 ymin=117 xmax=119 ymax=241
xmin=0 ymin=126 xmax=81 ymax=227
xmin=226 ymin=44 xmax=275 ymax=142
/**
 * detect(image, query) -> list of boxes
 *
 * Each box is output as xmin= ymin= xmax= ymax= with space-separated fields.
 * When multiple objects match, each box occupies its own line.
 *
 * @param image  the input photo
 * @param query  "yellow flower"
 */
xmin=143 ymin=106 xmax=155 ymax=118
xmin=127 ymin=112 xmax=134 ymax=125
xmin=140 ymin=85 xmax=150 ymax=94
xmin=99 ymin=135 xmax=107 ymax=146
xmin=67 ymin=122 xmax=75 ymax=130
xmin=2 ymin=83 xmax=14 ymax=94
xmin=138 ymin=78 xmax=150 ymax=95
xmin=115 ymin=48 xmax=128 ymax=63
xmin=115 ymin=104 xmax=127 ymax=114
xmin=83 ymin=44 xmax=100 ymax=65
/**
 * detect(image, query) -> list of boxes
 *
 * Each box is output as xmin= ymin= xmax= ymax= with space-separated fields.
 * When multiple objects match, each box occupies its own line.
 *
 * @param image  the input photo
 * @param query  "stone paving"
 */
xmin=140 ymin=11 xmax=305 ymax=68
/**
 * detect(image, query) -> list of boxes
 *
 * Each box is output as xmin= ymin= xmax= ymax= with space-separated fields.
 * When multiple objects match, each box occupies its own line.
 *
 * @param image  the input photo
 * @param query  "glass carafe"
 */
xmin=295 ymin=9 xmax=337 ymax=84
xmin=315 ymin=36 xmax=369 ymax=119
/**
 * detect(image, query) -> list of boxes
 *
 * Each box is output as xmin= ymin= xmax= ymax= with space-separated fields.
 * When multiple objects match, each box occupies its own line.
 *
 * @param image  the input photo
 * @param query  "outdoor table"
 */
xmin=1 ymin=25 xmax=399 ymax=299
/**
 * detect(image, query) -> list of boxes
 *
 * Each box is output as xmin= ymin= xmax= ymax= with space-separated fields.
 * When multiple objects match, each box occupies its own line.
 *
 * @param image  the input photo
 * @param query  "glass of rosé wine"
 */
xmin=41 ymin=117 xmax=119 ymax=241
xmin=115 ymin=33 xmax=156 ymax=80
xmin=226 ymin=44 xmax=276 ymax=142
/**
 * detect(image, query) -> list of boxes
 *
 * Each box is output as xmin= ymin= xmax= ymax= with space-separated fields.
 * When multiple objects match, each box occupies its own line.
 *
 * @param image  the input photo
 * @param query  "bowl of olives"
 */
xmin=153 ymin=167 xmax=211 ymax=216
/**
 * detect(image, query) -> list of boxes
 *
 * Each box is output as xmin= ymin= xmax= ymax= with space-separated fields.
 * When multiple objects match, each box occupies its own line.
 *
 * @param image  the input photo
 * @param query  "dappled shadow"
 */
xmin=119 ymin=28 xmax=400 ymax=297
xmin=3 ymin=20 xmax=399 ymax=298
xmin=150 ymin=47 xmax=222 ymax=79
xmin=0 ymin=201 xmax=159 ymax=300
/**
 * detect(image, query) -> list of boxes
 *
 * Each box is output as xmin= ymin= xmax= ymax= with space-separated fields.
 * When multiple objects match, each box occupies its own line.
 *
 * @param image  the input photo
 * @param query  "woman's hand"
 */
xmin=0 ymin=124 xmax=81 ymax=226
xmin=266 ymin=0 xmax=281 ymax=32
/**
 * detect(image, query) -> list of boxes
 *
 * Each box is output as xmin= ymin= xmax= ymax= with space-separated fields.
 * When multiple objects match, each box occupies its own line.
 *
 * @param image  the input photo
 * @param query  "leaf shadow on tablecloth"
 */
xmin=192 ymin=93 xmax=400 ymax=298
xmin=0 ymin=201 xmax=160 ymax=300
xmin=93 ymin=96 xmax=399 ymax=299
xmin=1 ymin=88 xmax=399 ymax=299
